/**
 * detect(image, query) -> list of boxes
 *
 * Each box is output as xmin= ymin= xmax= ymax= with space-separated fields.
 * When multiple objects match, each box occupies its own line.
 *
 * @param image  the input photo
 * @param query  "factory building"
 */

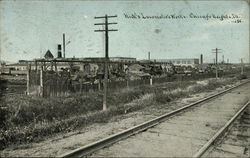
xmin=154 ymin=58 xmax=199 ymax=67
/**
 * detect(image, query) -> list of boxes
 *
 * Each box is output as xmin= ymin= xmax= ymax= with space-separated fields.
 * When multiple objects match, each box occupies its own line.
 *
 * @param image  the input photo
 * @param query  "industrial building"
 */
xmin=154 ymin=58 xmax=199 ymax=67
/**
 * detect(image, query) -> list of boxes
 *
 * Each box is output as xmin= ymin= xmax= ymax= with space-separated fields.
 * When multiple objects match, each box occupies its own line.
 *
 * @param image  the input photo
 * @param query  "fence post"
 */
xmin=56 ymin=75 xmax=59 ymax=97
xmin=98 ymin=79 xmax=101 ymax=91
xmin=65 ymin=79 xmax=69 ymax=96
xmin=80 ymin=76 xmax=83 ymax=94
xmin=35 ymin=61 xmax=37 ymax=71
xmin=26 ymin=64 xmax=31 ymax=95
xmin=40 ymin=69 xmax=44 ymax=97
xmin=150 ymin=76 xmax=153 ymax=86
xmin=55 ymin=61 xmax=57 ymax=72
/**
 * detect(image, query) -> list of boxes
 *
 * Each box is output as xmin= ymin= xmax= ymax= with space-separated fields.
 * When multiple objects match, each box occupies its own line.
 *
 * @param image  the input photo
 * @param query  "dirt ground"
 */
xmin=0 ymin=79 xmax=244 ymax=157
xmin=91 ymin=82 xmax=250 ymax=157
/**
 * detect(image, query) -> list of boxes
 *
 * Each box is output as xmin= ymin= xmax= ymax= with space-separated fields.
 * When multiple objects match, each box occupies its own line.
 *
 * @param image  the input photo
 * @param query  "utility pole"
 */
xmin=212 ymin=48 xmax=222 ymax=79
xmin=200 ymin=54 xmax=203 ymax=65
xmin=241 ymin=58 xmax=244 ymax=74
xmin=94 ymin=15 xmax=118 ymax=111
xmin=63 ymin=33 xmax=66 ymax=58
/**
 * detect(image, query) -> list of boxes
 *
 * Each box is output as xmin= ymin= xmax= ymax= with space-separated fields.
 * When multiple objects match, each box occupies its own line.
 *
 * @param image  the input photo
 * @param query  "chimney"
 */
xmin=57 ymin=44 xmax=62 ymax=58
xmin=63 ymin=33 xmax=65 ymax=58
xmin=200 ymin=54 xmax=203 ymax=65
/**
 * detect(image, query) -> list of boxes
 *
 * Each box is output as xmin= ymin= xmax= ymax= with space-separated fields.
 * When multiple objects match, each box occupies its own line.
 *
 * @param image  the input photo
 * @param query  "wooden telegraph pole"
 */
xmin=63 ymin=33 xmax=66 ymax=58
xmin=212 ymin=48 xmax=222 ymax=79
xmin=94 ymin=15 xmax=118 ymax=111
xmin=241 ymin=58 xmax=244 ymax=75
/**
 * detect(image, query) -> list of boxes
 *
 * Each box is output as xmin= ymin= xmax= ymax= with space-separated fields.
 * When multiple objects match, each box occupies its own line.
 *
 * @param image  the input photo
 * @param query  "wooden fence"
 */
xmin=27 ymin=70 xmax=71 ymax=97
xmin=27 ymin=69 xmax=241 ymax=97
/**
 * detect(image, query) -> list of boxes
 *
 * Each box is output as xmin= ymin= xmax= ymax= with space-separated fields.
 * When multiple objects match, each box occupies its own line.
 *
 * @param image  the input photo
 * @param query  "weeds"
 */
xmin=0 ymin=77 xmax=239 ymax=149
xmin=237 ymin=73 xmax=248 ymax=80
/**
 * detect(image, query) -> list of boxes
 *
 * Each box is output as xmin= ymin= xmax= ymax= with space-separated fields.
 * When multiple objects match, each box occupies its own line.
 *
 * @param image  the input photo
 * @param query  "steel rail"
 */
xmin=193 ymin=100 xmax=250 ymax=158
xmin=58 ymin=80 xmax=250 ymax=158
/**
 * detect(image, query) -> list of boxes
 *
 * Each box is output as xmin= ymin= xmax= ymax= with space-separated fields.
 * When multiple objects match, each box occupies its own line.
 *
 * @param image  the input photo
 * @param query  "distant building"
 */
xmin=154 ymin=58 xmax=199 ymax=67
xmin=83 ymin=57 xmax=106 ymax=62
xmin=0 ymin=62 xmax=5 ymax=74
xmin=44 ymin=50 xmax=54 ymax=59
xmin=128 ymin=64 xmax=145 ymax=73
xmin=3 ymin=62 xmax=28 ymax=74
xmin=3 ymin=56 xmax=137 ymax=75
xmin=84 ymin=57 xmax=136 ymax=63
xmin=109 ymin=57 xmax=136 ymax=63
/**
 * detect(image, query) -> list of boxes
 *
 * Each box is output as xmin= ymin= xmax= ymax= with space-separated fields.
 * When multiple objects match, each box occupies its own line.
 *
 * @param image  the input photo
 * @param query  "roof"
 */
xmin=155 ymin=58 xmax=199 ymax=62
xmin=128 ymin=64 xmax=145 ymax=71
xmin=110 ymin=57 xmax=136 ymax=60
xmin=6 ymin=63 xmax=27 ymax=67
xmin=44 ymin=50 xmax=54 ymax=59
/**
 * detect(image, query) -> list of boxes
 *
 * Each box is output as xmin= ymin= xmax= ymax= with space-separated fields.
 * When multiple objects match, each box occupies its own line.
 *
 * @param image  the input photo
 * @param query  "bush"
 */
xmin=0 ymin=107 xmax=8 ymax=129
xmin=154 ymin=91 xmax=172 ymax=104
xmin=237 ymin=74 xmax=247 ymax=80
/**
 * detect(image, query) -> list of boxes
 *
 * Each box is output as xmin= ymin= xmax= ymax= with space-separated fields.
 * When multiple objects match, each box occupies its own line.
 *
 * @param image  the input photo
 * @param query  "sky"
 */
xmin=0 ymin=0 xmax=249 ymax=63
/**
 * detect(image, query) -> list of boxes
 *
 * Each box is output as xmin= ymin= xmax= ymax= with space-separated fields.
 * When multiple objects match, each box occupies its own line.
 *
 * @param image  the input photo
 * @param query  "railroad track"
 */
xmin=194 ymin=100 xmax=250 ymax=157
xmin=202 ymin=102 xmax=250 ymax=157
xmin=59 ymin=80 xmax=250 ymax=157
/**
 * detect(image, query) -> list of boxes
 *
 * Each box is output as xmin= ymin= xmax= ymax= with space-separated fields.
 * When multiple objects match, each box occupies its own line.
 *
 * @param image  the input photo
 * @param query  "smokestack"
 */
xmin=148 ymin=52 xmax=150 ymax=61
xmin=200 ymin=54 xmax=203 ymax=65
xmin=57 ymin=44 xmax=62 ymax=58
xmin=63 ymin=33 xmax=65 ymax=58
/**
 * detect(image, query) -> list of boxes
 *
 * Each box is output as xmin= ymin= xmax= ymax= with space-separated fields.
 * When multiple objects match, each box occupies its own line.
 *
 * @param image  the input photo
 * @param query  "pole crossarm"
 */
xmin=212 ymin=48 xmax=222 ymax=52
xmin=94 ymin=29 xmax=118 ymax=32
xmin=94 ymin=15 xmax=117 ymax=19
xmin=94 ymin=22 xmax=118 ymax=25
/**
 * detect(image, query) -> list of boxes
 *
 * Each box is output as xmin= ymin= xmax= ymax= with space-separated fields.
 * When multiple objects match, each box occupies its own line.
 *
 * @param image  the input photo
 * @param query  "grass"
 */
xmin=0 ymin=76 xmax=242 ymax=149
